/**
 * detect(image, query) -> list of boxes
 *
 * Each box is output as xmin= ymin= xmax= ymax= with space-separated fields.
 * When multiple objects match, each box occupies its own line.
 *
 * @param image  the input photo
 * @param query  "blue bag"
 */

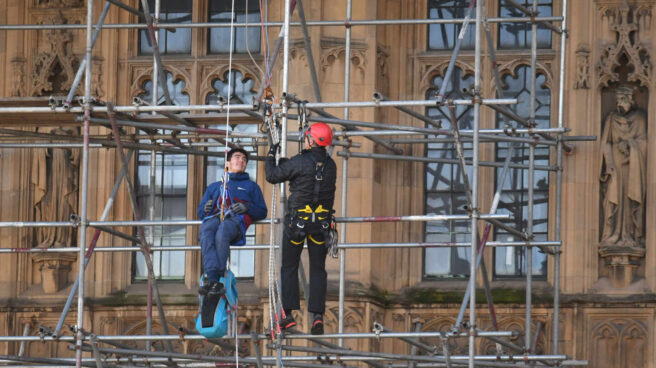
xmin=195 ymin=270 xmax=238 ymax=339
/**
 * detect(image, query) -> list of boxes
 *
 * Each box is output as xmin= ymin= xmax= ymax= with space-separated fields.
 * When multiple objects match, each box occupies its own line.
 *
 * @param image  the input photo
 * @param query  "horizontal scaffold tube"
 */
xmin=276 ymin=345 xmax=569 ymax=363
xmin=338 ymin=151 xmax=559 ymax=171
xmin=0 ymin=214 xmax=508 ymax=228
xmin=0 ymin=16 xmax=564 ymax=30
xmin=0 ymin=241 xmax=562 ymax=253
xmin=0 ymin=98 xmax=517 ymax=114
xmin=0 ymin=330 xmax=515 ymax=342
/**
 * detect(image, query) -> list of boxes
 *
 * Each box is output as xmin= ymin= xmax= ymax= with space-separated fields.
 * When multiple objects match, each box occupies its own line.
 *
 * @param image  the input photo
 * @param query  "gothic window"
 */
xmin=134 ymin=147 xmax=188 ymax=280
xmin=133 ymin=72 xmax=190 ymax=280
xmin=493 ymin=65 xmax=549 ymax=277
xmin=498 ymin=0 xmax=552 ymax=49
xmin=423 ymin=67 xmax=474 ymax=279
xmin=206 ymin=70 xmax=256 ymax=105
xmin=428 ymin=0 xmax=475 ymax=51
xmin=209 ymin=0 xmax=261 ymax=53
xmin=139 ymin=0 xmax=192 ymax=55
xmin=137 ymin=71 xmax=190 ymax=106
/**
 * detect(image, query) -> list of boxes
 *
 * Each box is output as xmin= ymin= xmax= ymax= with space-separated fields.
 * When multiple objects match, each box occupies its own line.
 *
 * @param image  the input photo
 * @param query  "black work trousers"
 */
xmin=280 ymin=216 xmax=328 ymax=314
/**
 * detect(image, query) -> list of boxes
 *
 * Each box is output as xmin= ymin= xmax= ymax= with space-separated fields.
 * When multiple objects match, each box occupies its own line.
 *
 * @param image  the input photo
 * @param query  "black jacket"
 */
xmin=265 ymin=146 xmax=337 ymax=210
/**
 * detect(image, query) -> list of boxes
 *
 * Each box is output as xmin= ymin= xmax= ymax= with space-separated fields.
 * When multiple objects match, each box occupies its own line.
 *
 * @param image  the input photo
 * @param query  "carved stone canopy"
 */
xmin=597 ymin=4 xmax=652 ymax=87
xmin=30 ymin=13 xmax=79 ymax=96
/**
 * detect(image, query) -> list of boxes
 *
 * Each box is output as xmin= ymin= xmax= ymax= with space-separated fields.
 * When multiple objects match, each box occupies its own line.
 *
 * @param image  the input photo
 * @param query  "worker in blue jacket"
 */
xmin=197 ymin=148 xmax=267 ymax=296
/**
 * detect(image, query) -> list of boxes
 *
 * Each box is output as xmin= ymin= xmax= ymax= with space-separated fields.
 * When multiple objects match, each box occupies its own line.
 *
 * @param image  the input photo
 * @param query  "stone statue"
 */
xmin=32 ymin=128 xmax=79 ymax=248
xmin=599 ymin=86 xmax=647 ymax=248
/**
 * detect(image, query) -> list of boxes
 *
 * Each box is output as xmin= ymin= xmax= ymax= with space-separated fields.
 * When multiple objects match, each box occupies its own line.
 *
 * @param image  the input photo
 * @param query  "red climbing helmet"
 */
xmin=306 ymin=123 xmax=333 ymax=146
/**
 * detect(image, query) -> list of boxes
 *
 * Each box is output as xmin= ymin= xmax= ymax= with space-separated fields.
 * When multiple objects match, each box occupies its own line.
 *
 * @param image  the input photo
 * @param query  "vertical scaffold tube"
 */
xmin=76 ymin=1 xmax=94 ymax=367
xmin=554 ymin=0 xmax=568 ymax=355
xmin=338 ymin=0 xmax=352 ymax=347
xmin=526 ymin=0 xmax=539 ymax=351
xmin=469 ymin=1 xmax=482 ymax=367
xmin=145 ymin=0 xmax=161 ymax=352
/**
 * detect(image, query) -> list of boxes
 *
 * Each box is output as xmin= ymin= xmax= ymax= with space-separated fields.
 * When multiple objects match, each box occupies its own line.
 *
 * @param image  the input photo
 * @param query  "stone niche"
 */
xmin=32 ymin=253 xmax=76 ymax=293
xmin=595 ymin=3 xmax=651 ymax=291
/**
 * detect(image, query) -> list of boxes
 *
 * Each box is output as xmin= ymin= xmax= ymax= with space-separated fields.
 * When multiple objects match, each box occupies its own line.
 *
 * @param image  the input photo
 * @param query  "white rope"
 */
xmin=223 ymin=1 xmax=237 ymax=365
xmin=245 ymin=0 xmax=265 ymax=85
xmin=219 ymin=0 xmax=238 ymax=218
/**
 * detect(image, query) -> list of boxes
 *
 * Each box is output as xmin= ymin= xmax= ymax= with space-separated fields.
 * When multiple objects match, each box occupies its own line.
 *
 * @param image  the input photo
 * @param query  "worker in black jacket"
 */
xmin=265 ymin=122 xmax=337 ymax=335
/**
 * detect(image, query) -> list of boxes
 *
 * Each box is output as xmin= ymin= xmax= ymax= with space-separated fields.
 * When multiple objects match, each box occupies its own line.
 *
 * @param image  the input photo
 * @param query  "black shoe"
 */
xmin=310 ymin=315 xmax=324 ymax=335
xmin=198 ymin=281 xmax=225 ymax=296
xmin=278 ymin=315 xmax=297 ymax=331
xmin=200 ymin=293 xmax=221 ymax=328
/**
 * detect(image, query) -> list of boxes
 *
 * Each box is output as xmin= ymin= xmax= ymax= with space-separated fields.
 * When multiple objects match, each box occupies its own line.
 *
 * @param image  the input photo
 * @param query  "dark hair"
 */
xmin=227 ymin=147 xmax=249 ymax=162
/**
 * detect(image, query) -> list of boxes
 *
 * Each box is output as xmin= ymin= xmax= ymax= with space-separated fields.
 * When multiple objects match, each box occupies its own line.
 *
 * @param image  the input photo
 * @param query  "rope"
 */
xmin=234 ymin=297 xmax=239 ymax=367
xmin=265 ymin=106 xmax=286 ymax=341
xmin=245 ymin=0 xmax=265 ymax=84
xmin=220 ymin=1 xmax=239 ymax=365
xmin=219 ymin=0 xmax=238 ymax=222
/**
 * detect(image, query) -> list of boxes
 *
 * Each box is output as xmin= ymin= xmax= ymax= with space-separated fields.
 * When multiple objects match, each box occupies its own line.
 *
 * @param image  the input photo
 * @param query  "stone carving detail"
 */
xmin=419 ymin=60 xmax=475 ymax=95
xmin=421 ymin=317 xmax=467 ymax=355
xmin=31 ymin=127 xmax=79 ymax=248
xmin=30 ymin=13 xmax=79 ymax=96
xmin=10 ymin=57 xmax=27 ymax=97
xmin=597 ymin=4 xmax=652 ymax=87
xmin=575 ymin=44 xmax=590 ymax=89
xmin=479 ymin=317 xmax=545 ymax=356
xmin=199 ymin=63 xmax=260 ymax=104
xmin=599 ymin=86 xmax=647 ymax=249
xmin=590 ymin=319 xmax=647 ymax=368
xmin=92 ymin=56 xmax=104 ymax=98
xmin=598 ymin=85 xmax=647 ymax=288
xmin=320 ymin=45 xmax=367 ymax=83
xmin=35 ymin=0 xmax=83 ymax=7
xmin=376 ymin=46 xmax=389 ymax=94
xmin=130 ymin=64 xmax=192 ymax=103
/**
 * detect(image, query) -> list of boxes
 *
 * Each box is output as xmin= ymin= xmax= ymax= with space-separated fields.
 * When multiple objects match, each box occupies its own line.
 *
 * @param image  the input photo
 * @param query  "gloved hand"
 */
xmin=268 ymin=142 xmax=280 ymax=157
xmin=203 ymin=200 xmax=213 ymax=215
xmin=229 ymin=202 xmax=248 ymax=215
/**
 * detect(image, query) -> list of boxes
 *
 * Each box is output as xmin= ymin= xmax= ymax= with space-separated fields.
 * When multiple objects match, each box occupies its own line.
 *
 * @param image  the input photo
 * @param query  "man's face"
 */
xmin=304 ymin=133 xmax=314 ymax=149
xmin=227 ymin=152 xmax=248 ymax=173
xmin=616 ymin=93 xmax=633 ymax=114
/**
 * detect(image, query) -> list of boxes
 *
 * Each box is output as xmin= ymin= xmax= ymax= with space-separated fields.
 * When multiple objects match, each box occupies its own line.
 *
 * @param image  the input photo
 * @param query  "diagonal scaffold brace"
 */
xmin=106 ymin=102 xmax=176 ymax=355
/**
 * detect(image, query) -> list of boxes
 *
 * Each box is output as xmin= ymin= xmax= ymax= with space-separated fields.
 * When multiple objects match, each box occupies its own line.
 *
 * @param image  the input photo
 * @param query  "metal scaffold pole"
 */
xmin=75 ymin=1 xmax=94 ymax=366
xmin=468 ymin=0 xmax=482 ymax=366
xmin=554 ymin=0 xmax=568 ymax=355
xmin=0 ymin=1 xmax=588 ymax=366
xmin=338 ymin=0 xmax=352 ymax=348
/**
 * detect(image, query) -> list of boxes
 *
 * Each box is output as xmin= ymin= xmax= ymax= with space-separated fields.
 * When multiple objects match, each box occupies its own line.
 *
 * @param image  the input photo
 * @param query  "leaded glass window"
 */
xmin=209 ymin=0 xmax=261 ymax=53
xmin=135 ymin=146 xmax=188 ymax=280
xmin=137 ymin=71 xmax=190 ymax=107
xmin=498 ymin=0 xmax=552 ymax=49
xmin=424 ymin=67 xmax=474 ymax=279
xmin=494 ymin=65 xmax=549 ymax=277
xmin=428 ymin=0 xmax=475 ymax=50
xmin=139 ymin=0 xmax=192 ymax=55
xmin=206 ymin=70 xmax=256 ymax=105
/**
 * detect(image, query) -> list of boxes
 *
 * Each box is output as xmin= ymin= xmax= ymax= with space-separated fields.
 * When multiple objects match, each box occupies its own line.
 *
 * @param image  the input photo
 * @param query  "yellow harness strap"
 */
xmin=308 ymin=234 xmax=325 ymax=245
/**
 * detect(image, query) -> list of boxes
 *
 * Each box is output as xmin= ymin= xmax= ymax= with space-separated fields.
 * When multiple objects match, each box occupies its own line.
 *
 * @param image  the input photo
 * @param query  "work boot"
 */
xmin=310 ymin=314 xmax=324 ymax=335
xmin=278 ymin=315 xmax=297 ymax=331
xmin=198 ymin=281 xmax=225 ymax=296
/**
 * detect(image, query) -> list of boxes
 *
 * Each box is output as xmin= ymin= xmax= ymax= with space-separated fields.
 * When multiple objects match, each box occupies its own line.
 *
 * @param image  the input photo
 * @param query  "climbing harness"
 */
xmin=285 ymin=150 xmax=339 ymax=257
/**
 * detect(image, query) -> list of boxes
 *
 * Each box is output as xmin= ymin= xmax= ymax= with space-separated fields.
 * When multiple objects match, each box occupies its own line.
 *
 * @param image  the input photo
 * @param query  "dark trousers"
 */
xmin=280 ymin=220 xmax=328 ymax=314
xmin=199 ymin=215 xmax=242 ymax=283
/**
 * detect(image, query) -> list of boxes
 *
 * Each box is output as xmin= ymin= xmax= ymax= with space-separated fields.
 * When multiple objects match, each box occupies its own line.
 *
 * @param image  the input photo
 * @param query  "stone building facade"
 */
xmin=0 ymin=0 xmax=654 ymax=366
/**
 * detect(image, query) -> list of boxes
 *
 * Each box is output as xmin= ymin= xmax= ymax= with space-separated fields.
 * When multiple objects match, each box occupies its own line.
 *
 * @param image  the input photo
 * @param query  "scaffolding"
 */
xmin=0 ymin=0 xmax=591 ymax=367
